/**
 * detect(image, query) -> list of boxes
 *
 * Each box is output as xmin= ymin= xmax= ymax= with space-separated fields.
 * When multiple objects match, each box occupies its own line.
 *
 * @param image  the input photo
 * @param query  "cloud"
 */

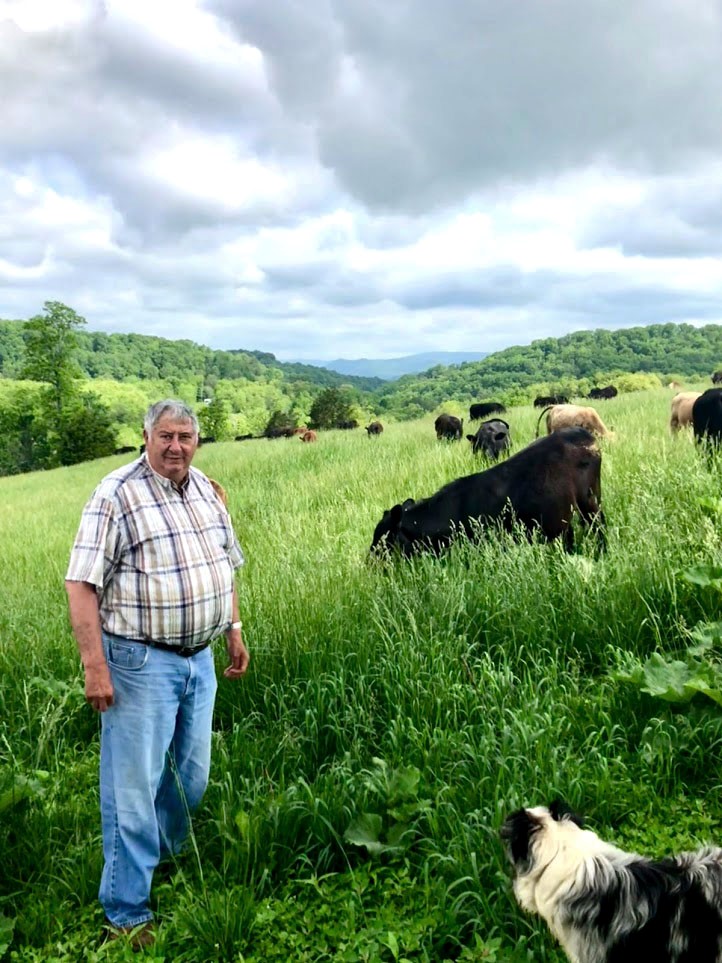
xmin=1 ymin=0 xmax=722 ymax=360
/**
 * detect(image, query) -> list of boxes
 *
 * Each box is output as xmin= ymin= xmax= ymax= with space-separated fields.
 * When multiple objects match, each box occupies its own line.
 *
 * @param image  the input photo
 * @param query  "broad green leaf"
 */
xmin=0 ymin=912 xmax=15 ymax=956
xmin=344 ymin=813 xmax=385 ymax=854
xmin=641 ymin=654 xmax=696 ymax=702
xmin=681 ymin=565 xmax=722 ymax=590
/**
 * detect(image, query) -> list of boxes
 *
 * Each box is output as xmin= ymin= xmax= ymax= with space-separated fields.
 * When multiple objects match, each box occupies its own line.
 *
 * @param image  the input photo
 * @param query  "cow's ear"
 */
xmin=390 ymin=503 xmax=404 ymax=526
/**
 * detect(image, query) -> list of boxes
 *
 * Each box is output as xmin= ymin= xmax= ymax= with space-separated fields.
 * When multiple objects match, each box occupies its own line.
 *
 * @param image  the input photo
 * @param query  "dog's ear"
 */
xmin=500 ymin=809 xmax=542 ymax=870
xmin=549 ymin=799 xmax=584 ymax=827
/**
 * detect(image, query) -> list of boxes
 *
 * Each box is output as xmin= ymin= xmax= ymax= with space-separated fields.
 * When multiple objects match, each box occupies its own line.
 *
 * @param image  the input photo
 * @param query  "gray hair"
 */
xmin=143 ymin=399 xmax=199 ymax=435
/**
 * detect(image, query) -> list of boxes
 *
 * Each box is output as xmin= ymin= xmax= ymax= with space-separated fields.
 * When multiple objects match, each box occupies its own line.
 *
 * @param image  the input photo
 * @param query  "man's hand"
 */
xmin=84 ymin=661 xmax=114 ymax=712
xmin=224 ymin=628 xmax=250 ymax=679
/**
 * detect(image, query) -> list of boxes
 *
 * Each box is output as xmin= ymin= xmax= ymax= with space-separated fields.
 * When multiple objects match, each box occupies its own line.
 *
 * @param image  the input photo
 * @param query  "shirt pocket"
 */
xmin=106 ymin=639 xmax=149 ymax=671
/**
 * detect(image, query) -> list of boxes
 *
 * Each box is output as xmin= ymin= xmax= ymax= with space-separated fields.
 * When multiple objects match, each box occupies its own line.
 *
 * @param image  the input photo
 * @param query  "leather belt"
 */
xmin=143 ymin=638 xmax=213 ymax=658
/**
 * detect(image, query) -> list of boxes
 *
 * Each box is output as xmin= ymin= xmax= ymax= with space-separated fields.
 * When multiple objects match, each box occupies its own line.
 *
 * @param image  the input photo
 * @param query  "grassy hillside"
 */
xmin=3 ymin=386 xmax=722 ymax=960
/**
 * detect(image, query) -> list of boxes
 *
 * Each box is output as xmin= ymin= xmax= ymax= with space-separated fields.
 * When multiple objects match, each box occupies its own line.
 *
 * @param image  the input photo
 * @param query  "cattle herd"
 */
xmin=369 ymin=377 xmax=722 ymax=559
xmin=121 ymin=376 xmax=722 ymax=562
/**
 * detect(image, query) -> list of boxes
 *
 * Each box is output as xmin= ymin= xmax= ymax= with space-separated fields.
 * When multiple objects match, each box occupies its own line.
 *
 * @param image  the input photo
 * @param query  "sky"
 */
xmin=2 ymin=0 xmax=722 ymax=361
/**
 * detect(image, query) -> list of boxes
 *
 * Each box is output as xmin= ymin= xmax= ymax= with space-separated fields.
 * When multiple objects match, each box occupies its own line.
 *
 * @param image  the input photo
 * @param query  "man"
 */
xmin=65 ymin=399 xmax=249 ymax=947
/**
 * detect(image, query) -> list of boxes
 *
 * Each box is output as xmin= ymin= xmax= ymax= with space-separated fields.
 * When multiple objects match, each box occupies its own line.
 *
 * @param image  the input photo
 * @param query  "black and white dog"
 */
xmin=501 ymin=800 xmax=722 ymax=963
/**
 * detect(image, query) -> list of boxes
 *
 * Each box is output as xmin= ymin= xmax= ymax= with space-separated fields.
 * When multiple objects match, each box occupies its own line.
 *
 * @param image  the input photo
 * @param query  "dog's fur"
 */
xmin=501 ymin=801 xmax=722 ymax=963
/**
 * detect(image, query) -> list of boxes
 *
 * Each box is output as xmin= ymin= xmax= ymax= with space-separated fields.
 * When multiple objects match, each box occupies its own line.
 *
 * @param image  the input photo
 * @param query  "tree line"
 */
xmin=1 ymin=305 xmax=720 ymax=476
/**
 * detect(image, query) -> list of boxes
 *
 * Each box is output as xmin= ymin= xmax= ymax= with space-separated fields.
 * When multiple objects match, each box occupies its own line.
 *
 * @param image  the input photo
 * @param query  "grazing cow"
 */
xmin=534 ymin=394 xmax=569 ymax=408
xmin=371 ymin=427 xmax=604 ymax=557
xmin=537 ymin=404 xmax=612 ymax=439
xmin=366 ymin=421 xmax=384 ymax=436
xmin=234 ymin=433 xmax=254 ymax=441
xmin=198 ymin=436 xmax=215 ymax=445
xmin=588 ymin=385 xmax=618 ymax=400
xmin=469 ymin=401 xmax=506 ymax=421
xmin=693 ymin=389 xmax=722 ymax=448
xmin=670 ymin=391 xmax=702 ymax=432
xmin=712 ymin=371 xmax=722 ymax=385
xmin=300 ymin=429 xmax=317 ymax=443
xmin=337 ymin=419 xmax=359 ymax=430
xmin=114 ymin=446 xmax=137 ymax=455
xmin=265 ymin=426 xmax=295 ymax=439
xmin=435 ymin=413 xmax=464 ymax=441
xmin=466 ymin=419 xmax=511 ymax=460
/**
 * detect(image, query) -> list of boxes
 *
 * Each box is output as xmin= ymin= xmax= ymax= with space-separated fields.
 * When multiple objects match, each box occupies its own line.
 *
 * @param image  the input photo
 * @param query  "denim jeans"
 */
xmin=99 ymin=632 xmax=217 ymax=928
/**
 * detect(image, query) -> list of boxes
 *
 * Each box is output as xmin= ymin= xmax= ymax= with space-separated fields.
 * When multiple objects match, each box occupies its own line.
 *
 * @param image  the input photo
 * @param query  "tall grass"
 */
xmin=2 ymin=386 xmax=722 ymax=961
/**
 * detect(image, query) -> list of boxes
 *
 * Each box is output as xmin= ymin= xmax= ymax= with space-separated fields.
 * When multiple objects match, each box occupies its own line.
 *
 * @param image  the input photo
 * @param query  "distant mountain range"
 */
xmin=299 ymin=351 xmax=489 ymax=381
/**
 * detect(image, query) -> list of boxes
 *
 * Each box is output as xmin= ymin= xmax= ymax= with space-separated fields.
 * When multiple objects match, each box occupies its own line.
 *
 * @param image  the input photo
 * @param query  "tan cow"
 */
xmin=540 ymin=404 xmax=613 ymax=438
xmin=300 ymin=429 xmax=317 ymax=443
xmin=670 ymin=391 xmax=702 ymax=432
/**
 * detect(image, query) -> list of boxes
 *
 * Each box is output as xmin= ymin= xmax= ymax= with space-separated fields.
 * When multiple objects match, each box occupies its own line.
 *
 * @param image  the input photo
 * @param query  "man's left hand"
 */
xmin=224 ymin=629 xmax=250 ymax=679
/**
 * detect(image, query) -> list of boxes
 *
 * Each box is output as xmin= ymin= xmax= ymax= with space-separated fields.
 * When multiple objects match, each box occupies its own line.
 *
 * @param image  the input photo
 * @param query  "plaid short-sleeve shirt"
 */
xmin=66 ymin=456 xmax=244 ymax=647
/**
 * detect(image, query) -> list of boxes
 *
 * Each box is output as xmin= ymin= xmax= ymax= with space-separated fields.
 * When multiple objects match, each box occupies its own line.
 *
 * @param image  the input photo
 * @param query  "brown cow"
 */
xmin=366 ymin=421 xmax=384 ymax=436
xmin=670 ymin=391 xmax=702 ymax=432
xmin=537 ymin=404 xmax=612 ymax=438
xmin=207 ymin=478 xmax=228 ymax=507
xmin=300 ymin=430 xmax=317 ymax=443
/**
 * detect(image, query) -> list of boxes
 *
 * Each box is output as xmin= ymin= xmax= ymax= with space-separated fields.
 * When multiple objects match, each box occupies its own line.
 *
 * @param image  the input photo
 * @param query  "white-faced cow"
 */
xmin=466 ymin=419 xmax=511 ymax=460
xmin=435 ymin=413 xmax=463 ymax=441
xmin=670 ymin=391 xmax=702 ymax=433
xmin=371 ymin=427 xmax=604 ymax=557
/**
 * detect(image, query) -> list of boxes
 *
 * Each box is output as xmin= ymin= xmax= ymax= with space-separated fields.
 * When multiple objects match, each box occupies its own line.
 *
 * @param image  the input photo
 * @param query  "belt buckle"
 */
xmin=178 ymin=645 xmax=195 ymax=657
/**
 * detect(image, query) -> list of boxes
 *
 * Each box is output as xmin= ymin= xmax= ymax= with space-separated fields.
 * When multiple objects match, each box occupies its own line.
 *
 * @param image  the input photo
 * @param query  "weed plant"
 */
xmin=2 ymin=386 xmax=722 ymax=961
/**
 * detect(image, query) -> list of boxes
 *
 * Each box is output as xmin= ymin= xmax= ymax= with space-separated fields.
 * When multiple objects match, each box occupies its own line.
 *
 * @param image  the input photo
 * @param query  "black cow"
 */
xmin=198 ymin=436 xmax=216 ymax=445
xmin=337 ymin=419 xmax=359 ymax=430
xmin=588 ymin=385 xmax=618 ymax=400
xmin=469 ymin=401 xmax=506 ymax=421
xmin=235 ymin=433 xmax=255 ymax=441
xmin=114 ymin=446 xmax=137 ymax=455
xmin=534 ymin=394 xmax=569 ymax=408
xmin=693 ymin=389 xmax=722 ymax=449
xmin=365 ymin=421 xmax=384 ymax=436
xmin=466 ymin=419 xmax=511 ymax=460
xmin=712 ymin=371 xmax=722 ymax=385
xmin=435 ymin=413 xmax=463 ymax=441
xmin=370 ymin=427 xmax=604 ymax=557
xmin=139 ymin=443 xmax=146 ymax=455
xmin=265 ymin=427 xmax=295 ymax=439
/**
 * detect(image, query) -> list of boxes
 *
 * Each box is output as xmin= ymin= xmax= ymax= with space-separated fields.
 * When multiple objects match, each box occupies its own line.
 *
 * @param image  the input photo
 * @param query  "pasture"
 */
xmin=3 ymin=386 xmax=722 ymax=961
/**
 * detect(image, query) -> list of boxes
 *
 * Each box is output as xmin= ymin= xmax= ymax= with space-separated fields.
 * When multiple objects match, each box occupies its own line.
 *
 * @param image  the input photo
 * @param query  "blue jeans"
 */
xmin=99 ymin=632 xmax=217 ymax=928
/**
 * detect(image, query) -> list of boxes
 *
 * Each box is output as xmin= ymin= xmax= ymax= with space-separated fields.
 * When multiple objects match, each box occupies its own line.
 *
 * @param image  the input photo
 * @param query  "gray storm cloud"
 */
xmin=1 ymin=0 xmax=722 ymax=358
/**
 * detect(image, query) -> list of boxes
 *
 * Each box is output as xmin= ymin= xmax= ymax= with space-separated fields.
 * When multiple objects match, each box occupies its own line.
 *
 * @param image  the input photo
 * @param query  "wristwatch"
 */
xmin=229 ymin=621 xmax=242 ymax=631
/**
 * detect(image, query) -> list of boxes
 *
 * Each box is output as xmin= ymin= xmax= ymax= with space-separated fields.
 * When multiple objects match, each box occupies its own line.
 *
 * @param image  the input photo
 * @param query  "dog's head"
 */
xmin=500 ymin=801 xmax=600 ymax=916
xmin=501 ymin=800 xmax=584 ymax=874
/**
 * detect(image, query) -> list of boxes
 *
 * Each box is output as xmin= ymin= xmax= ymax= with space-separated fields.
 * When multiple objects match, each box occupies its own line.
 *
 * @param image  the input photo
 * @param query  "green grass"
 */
xmin=2 ymin=386 xmax=722 ymax=961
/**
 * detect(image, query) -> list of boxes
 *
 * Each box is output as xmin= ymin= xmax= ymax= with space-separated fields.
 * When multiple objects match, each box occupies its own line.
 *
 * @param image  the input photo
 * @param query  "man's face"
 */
xmin=143 ymin=415 xmax=198 ymax=483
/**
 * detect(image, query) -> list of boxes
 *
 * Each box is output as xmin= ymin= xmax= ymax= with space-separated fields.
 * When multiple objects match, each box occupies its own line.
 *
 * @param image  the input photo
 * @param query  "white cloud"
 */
xmin=2 ymin=0 xmax=722 ymax=360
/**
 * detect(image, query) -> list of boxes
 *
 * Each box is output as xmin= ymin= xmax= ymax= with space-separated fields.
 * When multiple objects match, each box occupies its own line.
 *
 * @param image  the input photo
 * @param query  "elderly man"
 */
xmin=65 ymin=399 xmax=249 ymax=947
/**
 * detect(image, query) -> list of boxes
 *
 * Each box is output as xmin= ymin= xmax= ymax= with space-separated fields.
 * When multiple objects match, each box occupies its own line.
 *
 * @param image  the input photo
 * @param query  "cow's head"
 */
xmin=370 ymin=499 xmax=416 ymax=555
